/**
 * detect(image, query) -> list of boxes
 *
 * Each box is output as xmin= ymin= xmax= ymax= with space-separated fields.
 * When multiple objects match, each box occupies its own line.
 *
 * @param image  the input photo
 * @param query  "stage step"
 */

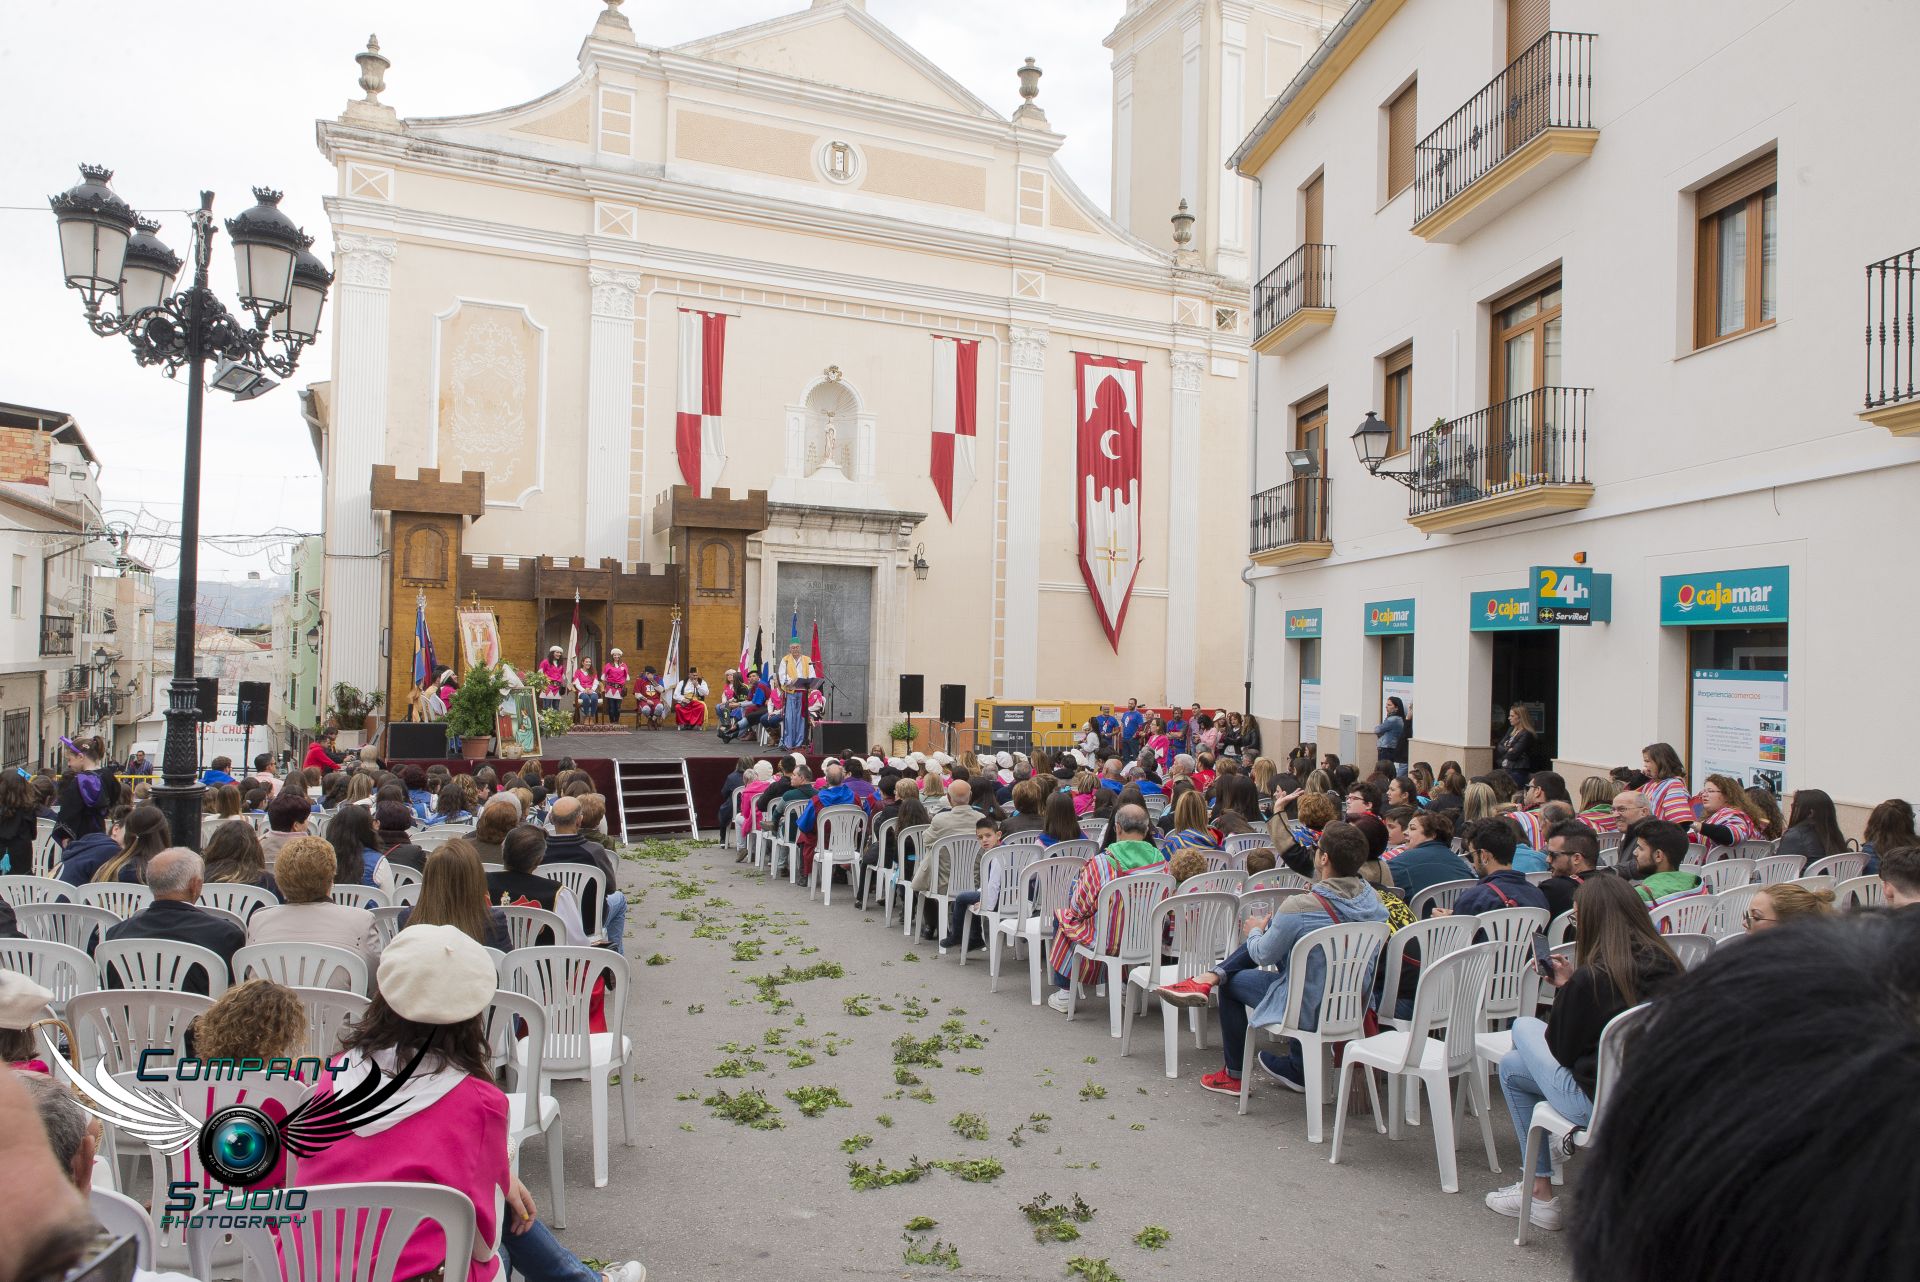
xmin=615 ymin=758 xmax=699 ymax=840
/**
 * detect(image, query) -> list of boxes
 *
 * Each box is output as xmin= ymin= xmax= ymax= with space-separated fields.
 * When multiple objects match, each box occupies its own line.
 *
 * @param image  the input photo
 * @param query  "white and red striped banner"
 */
xmin=1075 ymin=353 xmax=1144 ymax=651
xmin=676 ymin=309 xmax=728 ymax=496
xmin=929 ymin=335 xmax=979 ymax=520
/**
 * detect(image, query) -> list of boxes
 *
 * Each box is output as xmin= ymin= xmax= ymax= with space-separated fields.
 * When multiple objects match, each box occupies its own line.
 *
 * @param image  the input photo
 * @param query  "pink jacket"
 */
xmin=296 ymin=1068 xmax=508 ymax=1282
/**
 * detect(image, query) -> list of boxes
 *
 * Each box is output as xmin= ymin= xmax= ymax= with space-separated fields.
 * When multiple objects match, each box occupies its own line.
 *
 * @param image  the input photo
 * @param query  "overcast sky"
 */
xmin=0 ymin=0 xmax=1124 ymax=581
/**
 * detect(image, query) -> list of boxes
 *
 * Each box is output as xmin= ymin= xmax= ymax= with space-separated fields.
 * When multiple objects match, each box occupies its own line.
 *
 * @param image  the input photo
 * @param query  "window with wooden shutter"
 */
xmin=1507 ymin=0 xmax=1550 ymax=63
xmin=1694 ymin=151 xmax=1778 ymax=347
xmin=1386 ymin=82 xmax=1417 ymax=199
xmin=1382 ymin=344 xmax=1414 ymax=455
xmin=1302 ymin=172 xmax=1324 ymax=245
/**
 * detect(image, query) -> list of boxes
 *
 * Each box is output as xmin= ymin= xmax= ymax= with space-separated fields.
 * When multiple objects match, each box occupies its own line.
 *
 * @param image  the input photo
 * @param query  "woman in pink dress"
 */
xmin=600 ymin=650 xmax=630 ymax=725
xmin=536 ymin=646 xmax=567 ymax=711
xmin=572 ymin=664 xmax=600 ymax=724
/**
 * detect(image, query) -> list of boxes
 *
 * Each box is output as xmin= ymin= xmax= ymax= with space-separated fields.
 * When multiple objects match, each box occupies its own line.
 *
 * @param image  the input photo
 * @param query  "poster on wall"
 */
xmin=1382 ymin=676 xmax=1415 ymax=724
xmin=1298 ymin=678 xmax=1322 ymax=746
xmin=1690 ymin=669 xmax=1788 ymax=795
xmin=457 ymin=611 xmax=502 ymax=670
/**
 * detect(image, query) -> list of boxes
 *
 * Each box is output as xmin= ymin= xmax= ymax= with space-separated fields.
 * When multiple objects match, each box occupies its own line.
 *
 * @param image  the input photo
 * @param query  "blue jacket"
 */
xmin=797 ymin=782 xmax=863 ymax=835
xmin=1454 ymin=868 xmax=1550 ymax=917
xmin=1512 ymin=845 xmax=1549 ymax=873
xmin=1244 ymin=877 xmax=1390 ymax=1030
xmin=56 ymin=832 xmax=129 ymax=885
xmin=201 ymin=769 xmax=236 ymax=786
xmin=1388 ymin=840 xmax=1475 ymax=903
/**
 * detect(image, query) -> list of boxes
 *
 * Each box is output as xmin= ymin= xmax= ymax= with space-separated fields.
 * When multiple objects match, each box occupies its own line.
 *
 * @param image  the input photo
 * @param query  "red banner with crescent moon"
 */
xmin=1074 ymin=353 xmax=1144 ymax=650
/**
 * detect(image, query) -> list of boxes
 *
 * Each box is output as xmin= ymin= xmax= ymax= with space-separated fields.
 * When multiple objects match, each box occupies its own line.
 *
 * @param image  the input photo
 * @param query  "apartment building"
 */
xmin=1231 ymin=0 xmax=1919 ymax=827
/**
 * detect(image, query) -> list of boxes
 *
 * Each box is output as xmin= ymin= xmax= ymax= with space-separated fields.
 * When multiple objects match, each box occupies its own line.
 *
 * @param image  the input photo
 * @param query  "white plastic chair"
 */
xmin=1331 ymin=941 xmax=1500 ymax=1192
xmin=1377 ymin=915 xmax=1481 ymax=1033
xmin=1696 ymin=858 xmax=1754 ymax=894
xmin=1144 ymin=793 xmax=1169 ymax=819
xmin=879 ymin=824 xmax=929 ymax=928
xmin=1752 ymin=853 xmax=1804 ymax=885
xmin=330 ymin=883 xmax=391 ymax=910
xmin=1077 ymin=819 xmax=1109 ymax=845
xmin=93 ymin=938 xmax=230 ymax=998
xmin=1181 ymin=868 xmax=1246 ymax=896
xmin=1409 ymin=878 xmax=1478 ymax=917
xmin=484 ymin=988 xmax=566 ymax=1228
xmin=1732 ymin=838 xmax=1777 ymax=860
xmin=1666 ymin=933 xmax=1715 ymax=969
xmin=546 ymin=864 xmax=608 ymax=939
xmin=1119 ymin=890 xmax=1237 ymax=1076
xmin=1236 ymin=887 xmax=1308 ymax=937
xmin=1649 ymin=893 xmax=1717 ymax=935
xmin=1043 ymin=837 xmax=1098 ymax=864
xmin=500 ymin=903 xmax=567 ymax=949
xmin=1707 ymin=883 xmax=1762 ymax=937
xmin=1223 ymin=831 xmax=1269 ymax=859
xmin=721 ymin=785 xmax=746 ymax=851
xmin=809 ymin=804 xmax=870 ymax=906
xmin=768 ymin=807 xmax=804 ymax=884
xmin=198 ymin=881 xmax=279 ymax=921
xmin=72 ymin=882 xmax=152 ymax=919
xmin=369 ymin=903 xmax=409 ymax=946
xmin=0 ymin=874 xmax=72 ymax=907
xmin=1247 ymin=867 xmax=1309 ymax=892
xmin=500 ymin=947 xmax=635 ymax=1188
xmin=1791 ymin=874 xmax=1836 ymax=895
xmin=913 ymin=835 xmax=983 ymax=955
xmin=1836 ymin=875 xmax=1884 ymax=910
xmin=188 ymin=1181 xmax=474 ymax=1282
xmin=1807 ymin=853 xmax=1866 ymax=882
xmin=389 ymin=863 xmax=424 ymax=889
xmin=857 ymin=816 xmax=898 ymax=910
xmin=990 ymin=855 xmax=1085 ymax=1003
xmin=1066 ymin=869 xmax=1176 ymax=1036
xmin=1236 ymin=919 xmax=1393 ymax=1143
xmin=962 ymin=843 xmax=1046 ymax=969
xmin=15 ymin=901 xmax=119 ymax=949
xmin=90 ymin=1187 xmax=157 ymax=1271
xmin=0 ymin=937 xmax=98 ymax=1012
xmin=1514 ymin=1005 xmax=1651 ymax=1244
xmin=234 ymin=941 xmax=369 ymax=993
xmin=288 ymin=985 xmax=370 ymax=1062
xmin=66 ymin=989 xmax=212 ymax=1077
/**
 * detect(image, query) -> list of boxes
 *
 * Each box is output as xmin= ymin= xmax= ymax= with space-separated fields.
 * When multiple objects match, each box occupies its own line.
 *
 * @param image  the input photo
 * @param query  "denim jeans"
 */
xmin=1216 ymin=966 xmax=1297 ymax=1077
xmin=576 ymin=692 xmax=599 ymax=719
xmin=1498 ymin=1015 xmax=1592 ymax=1177
xmin=603 ymin=890 xmax=628 ymax=954
xmin=500 ymin=1217 xmax=597 ymax=1282
xmin=944 ymin=891 xmax=982 ymax=945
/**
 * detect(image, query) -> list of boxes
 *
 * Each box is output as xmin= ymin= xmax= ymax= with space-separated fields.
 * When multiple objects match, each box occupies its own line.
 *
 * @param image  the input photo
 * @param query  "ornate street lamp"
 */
xmin=50 ymin=165 xmax=330 ymax=850
xmin=1350 ymin=410 xmax=1420 ymax=489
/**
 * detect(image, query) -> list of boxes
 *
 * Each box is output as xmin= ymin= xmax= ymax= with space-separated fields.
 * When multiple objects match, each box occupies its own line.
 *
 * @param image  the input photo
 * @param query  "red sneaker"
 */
xmin=1199 ymin=1068 xmax=1243 ymax=1096
xmin=1157 ymin=976 xmax=1216 ymax=1008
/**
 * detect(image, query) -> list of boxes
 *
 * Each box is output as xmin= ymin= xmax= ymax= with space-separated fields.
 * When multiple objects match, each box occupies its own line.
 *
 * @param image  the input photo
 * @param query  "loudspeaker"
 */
xmin=236 ymin=681 xmax=270 ymax=726
xmin=938 ymin=683 xmax=966 ymax=724
xmin=898 ymin=673 xmax=924 ymax=715
xmin=387 ymin=721 xmax=450 ymax=760
xmin=814 ymin=720 xmax=867 ymax=758
xmin=195 ymin=678 xmax=220 ymax=723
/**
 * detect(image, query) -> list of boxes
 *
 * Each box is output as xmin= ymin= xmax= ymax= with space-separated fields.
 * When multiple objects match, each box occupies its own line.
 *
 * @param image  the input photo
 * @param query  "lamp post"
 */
xmin=50 ymin=165 xmax=331 ymax=850
xmin=1350 ymin=410 xmax=1421 ymax=489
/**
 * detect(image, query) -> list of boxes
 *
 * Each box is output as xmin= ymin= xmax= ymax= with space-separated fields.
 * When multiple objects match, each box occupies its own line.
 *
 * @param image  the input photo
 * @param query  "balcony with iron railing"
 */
xmin=1862 ymin=247 xmax=1919 ymax=434
xmin=39 ymin=614 xmax=74 ymax=657
xmin=1252 ymin=243 xmax=1335 ymax=354
xmin=1411 ymin=32 xmax=1597 ymax=243
xmin=1404 ymin=387 xmax=1593 ymax=533
xmin=1249 ymin=476 xmax=1332 ymax=566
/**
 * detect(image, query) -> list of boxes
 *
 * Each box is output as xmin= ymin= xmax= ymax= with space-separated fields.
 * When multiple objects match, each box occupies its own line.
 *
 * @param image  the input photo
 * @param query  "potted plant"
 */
xmin=888 ymin=719 xmax=920 ymax=753
xmin=446 ymin=664 xmax=509 ymax=759
xmin=327 ymin=682 xmax=369 ymax=732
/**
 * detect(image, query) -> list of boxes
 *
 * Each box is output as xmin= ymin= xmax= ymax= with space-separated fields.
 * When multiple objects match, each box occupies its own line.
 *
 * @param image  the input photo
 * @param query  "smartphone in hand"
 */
xmin=1531 ymin=930 xmax=1554 ymax=977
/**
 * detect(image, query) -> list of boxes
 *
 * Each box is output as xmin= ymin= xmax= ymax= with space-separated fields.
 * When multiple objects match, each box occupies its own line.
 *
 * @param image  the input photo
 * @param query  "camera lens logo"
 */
xmin=199 ymin=1105 xmax=283 ymax=1186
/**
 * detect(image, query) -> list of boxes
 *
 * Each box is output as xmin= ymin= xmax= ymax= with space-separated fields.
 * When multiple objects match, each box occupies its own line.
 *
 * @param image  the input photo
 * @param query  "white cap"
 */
xmin=864 ymin=756 xmax=883 ymax=771
xmin=995 ymin=751 xmax=1013 ymax=769
xmin=377 ymin=924 xmax=498 ymax=1025
xmin=0 ymin=970 xmax=55 ymax=1031
xmin=931 ymin=751 xmax=953 ymax=766
xmin=886 ymin=756 xmax=906 ymax=770
xmin=908 ymin=752 xmax=926 ymax=766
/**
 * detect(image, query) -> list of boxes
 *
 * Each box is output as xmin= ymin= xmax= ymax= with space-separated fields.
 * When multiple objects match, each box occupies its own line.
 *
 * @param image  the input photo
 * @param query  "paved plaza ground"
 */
xmin=536 ymin=840 xmax=1572 ymax=1281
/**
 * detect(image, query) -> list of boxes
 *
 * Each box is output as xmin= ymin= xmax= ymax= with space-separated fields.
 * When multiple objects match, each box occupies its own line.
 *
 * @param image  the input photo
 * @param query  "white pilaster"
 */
xmin=585 ymin=268 xmax=639 ymax=563
xmin=1003 ymin=325 xmax=1048 ymax=699
xmin=325 ymin=233 xmax=396 ymax=696
xmin=1165 ymin=350 xmax=1205 ymax=706
xmin=1218 ymin=9 xmax=1249 ymax=261
xmin=1113 ymin=55 xmax=1135 ymax=232
xmin=1179 ymin=6 xmax=1204 ymax=237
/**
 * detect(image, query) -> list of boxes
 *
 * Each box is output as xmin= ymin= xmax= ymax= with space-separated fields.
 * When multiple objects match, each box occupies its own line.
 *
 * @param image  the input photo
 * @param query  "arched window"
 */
xmin=402 ymin=525 xmax=448 ymax=584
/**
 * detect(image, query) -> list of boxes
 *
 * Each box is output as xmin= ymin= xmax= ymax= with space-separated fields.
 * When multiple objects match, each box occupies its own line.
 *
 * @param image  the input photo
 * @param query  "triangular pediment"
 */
xmin=673 ymin=3 xmax=1000 ymax=119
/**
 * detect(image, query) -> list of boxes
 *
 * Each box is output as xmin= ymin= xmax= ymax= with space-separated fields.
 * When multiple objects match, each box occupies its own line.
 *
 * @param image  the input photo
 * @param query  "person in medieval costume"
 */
xmin=673 ymin=667 xmax=710 ymax=731
xmin=1044 ymin=804 xmax=1169 ymax=1013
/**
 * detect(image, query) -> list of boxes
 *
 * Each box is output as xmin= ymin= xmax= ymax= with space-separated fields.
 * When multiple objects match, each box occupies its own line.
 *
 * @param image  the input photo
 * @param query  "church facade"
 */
xmin=309 ymin=0 xmax=1340 ymax=732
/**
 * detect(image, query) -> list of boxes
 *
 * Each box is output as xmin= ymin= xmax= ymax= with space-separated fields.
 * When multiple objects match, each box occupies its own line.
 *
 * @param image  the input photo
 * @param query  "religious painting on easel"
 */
xmin=1074 ymin=353 xmax=1144 ymax=650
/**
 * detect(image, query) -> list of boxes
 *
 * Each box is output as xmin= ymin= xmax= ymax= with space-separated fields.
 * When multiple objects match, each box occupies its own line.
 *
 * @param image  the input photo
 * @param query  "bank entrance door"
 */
xmin=1490 ymin=628 xmax=1560 ymax=768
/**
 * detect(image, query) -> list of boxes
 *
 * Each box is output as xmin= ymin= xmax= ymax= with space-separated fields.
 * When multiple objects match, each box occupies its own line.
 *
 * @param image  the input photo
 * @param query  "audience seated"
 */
xmin=1624 ymin=820 xmax=1703 ymax=906
xmin=1742 ymin=882 xmax=1835 ymax=930
xmin=1043 ymin=804 xmax=1169 ymax=1012
xmin=102 ymin=848 xmax=246 ymax=994
xmin=1539 ymin=820 xmax=1598 ymax=919
xmin=402 ymin=840 xmax=513 ymax=951
xmin=1439 ymin=819 xmax=1550 ymax=918
xmin=246 ymin=835 xmax=384 ymax=973
xmin=542 ymin=798 xmax=622 ymax=948
xmin=1387 ymin=811 xmax=1473 ymax=904
xmin=487 ymin=826 xmax=593 ymax=946
xmin=200 ymin=818 xmax=282 ymax=899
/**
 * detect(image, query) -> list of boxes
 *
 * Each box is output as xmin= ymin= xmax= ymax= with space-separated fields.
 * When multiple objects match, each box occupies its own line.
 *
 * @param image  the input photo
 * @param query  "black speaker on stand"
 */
xmin=938 ymin=683 xmax=966 ymax=757
xmin=898 ymin=673 xmax=924 ymax=715
xmin=236 ymin=681 xmax=270 ymax=726
xmin=388 ymin=722 xmax=451 ymax=760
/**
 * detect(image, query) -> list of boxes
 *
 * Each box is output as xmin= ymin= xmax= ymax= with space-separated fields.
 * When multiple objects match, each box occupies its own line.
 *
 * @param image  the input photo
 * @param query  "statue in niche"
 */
xmin=804 ymin=376 xmax=857 ymax=477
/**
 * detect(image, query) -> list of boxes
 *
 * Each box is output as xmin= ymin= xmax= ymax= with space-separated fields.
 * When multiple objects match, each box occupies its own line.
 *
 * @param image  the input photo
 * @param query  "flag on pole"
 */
xmin=411 ymin=594 xmax=437 ymax=687
xmin=663 ymin=613 xmax=682 ymax=690
xmin=809 ymin=619 xmax=825 ymax=681
xmin=676 ymin=309 xmax=728 ymax=496
xmin=737 ymin=622 xmax=754 ymax=679
xmin=564 ymin=592 xmax=581 ymax=681
xmin=788 ymin=605 xmax=800 ymax=647
xmin=930 ymin=335 xmax=980 ymax=519
xmin=752 ymin=626 xmax=766 ymax=684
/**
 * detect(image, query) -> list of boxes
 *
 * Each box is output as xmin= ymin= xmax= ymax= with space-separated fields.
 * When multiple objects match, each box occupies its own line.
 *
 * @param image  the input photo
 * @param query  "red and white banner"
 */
xmin=929 ymin=335 xmax=979 ymax=520
xmin=1075 ymin=353 xmax=1144 ymax=650
xmin=676 ymin=309 xmax=728 ymax=496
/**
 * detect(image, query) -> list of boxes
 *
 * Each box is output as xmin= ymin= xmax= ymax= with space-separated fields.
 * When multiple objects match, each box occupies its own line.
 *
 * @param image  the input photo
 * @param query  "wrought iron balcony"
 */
xmin=39 ymin=614 xmax=74 ymax=657
xmin=1249 ymin=476 xmax=1331 ymax=566
xmin=1252 ymin=243 xmax=1334 ymax=354
xmin=1406 ymin=387 xmax=1592 ymax=533
xmin=1412 ymin=32 xmax=1596 ymax=242
xmin=1863 ymin=246 xmax=1919 ymax=434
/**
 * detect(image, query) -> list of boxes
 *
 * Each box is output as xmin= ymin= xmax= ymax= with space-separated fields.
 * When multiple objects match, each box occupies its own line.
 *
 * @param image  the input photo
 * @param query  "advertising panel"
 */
xmin=1690 ymin=669 xmax=1789 ymax=794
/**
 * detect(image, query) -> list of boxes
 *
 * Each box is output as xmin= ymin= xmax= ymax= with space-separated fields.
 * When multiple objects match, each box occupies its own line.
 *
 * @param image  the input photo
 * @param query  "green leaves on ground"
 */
xmin=748 ymin=961 xmax=847 ymax=1010
xmin=903 ymin=1216 xmax=938 ymax=1232
xmin=876 ymin=1113 xmax=895 ymax=1128
xmin=940 ymin=1017 xmax=985 ymax=1049
xmin=784 ymin=1084 xmax=851 ymax=1118
xmin=731 ymin=938 xmax=763 ymax=962
xmin=644 ymin=952 xmax=671 ymax=966
xmin=848 ymin=1155 xmax=1004 ymax=1191
xmin=901 ymin=1234 xmax=961 ymax=1271
xmin=702 ymin=1087 xmax=783 ymax=1130
xmin=707 ymin=1056 xmax=766 ymax=1078
xmin=892 ymin=1033 xmax=945 ymax=1068
xmin=842 ymin=993 xmax=875 ymax=1016
xmin=840 ymin=1133 xmax=874 ymax=1154
xmin=1021 ymin=1192 xmax=1096 ymax=1244
xmin=1064 ymin=1258 xmax=1124 ymax=1282
xmin=1007 ymin=1112 xmax=1051 ymax=1147
xmin=1132 ymin=1226 xmax=1171 ymax=1250
xmin=930 ymin=1156 xmax=1003 ymax=1182
xmin=949 ymin=1112 xmax=989 ymax=1141
xmin=1078 ymin=1081 xmax=1108 ymax=1101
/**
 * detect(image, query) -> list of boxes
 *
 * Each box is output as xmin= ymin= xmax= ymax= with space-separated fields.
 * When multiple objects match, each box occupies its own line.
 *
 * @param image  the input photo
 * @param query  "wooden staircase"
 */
xmin=616 ymin=759 xmax=699 ymax=840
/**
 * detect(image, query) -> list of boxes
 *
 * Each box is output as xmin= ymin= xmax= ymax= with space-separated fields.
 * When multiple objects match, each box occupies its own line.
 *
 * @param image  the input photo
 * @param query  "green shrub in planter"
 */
xmin=446 ymin=665 xmax=510 ymax=741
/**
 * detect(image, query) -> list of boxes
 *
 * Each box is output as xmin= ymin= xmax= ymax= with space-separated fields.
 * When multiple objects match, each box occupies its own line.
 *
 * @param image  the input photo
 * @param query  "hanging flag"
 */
xmin=809 ymin=619 xmax=825 ymax=681
xmin=737 ymin=622 xmax=754 ymax=679
xmin=930 ymin=335 xmax=979 ymax=520
xmin=752 ymin=625 xmax=766 ymax=684
xmin=411 ymin=595 xmax=437 ymax=687
xmin=676 ymin=308 xmax=728 ymax=496
xmin=564 ymin=592 xmax=581 ymax=681
xmin=1074 ymin=352 xmax=1145 ymax=651
xmin=662 ymin=613 xmax=682 ymax=690
xmin=788 ymin=605 xmax=800 ymax=647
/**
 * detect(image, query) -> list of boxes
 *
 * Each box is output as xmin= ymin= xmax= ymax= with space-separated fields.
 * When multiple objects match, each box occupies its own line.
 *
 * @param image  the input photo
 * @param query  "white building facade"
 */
xmin=1234 ymin=0 xmax=1920 ymax=829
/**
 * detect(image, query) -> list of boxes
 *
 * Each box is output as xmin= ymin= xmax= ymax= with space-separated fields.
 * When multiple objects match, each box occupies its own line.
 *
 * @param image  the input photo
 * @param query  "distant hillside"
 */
xmin=152 ymin=576 xmax=291 ymax=629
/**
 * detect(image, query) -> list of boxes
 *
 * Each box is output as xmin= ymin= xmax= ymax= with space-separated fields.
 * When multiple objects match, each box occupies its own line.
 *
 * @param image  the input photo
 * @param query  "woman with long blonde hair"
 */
xmin=401 ymin=838 xmax=510 ymax=951
xmin=1462 ymin=780 xmax=1501 ymax=824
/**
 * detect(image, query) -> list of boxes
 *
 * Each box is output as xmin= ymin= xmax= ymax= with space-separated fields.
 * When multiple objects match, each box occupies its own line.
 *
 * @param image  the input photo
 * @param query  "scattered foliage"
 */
xmin=949 ymin=1112 xmax=989 ymax=1142
xmin=644 ymin=953 xmax=671 ymax=966
xmin=702 ymin=1087 xmax=783 ymax=1130
xmin=1064 ymin=1257 xmax=1123 ymax=1282
xmin=840 ymin=1133 xmax=874 ymax=1154
xmin=1079 ymin=1081 xmax=1108 ymax=1102
xmin=904 ymin=1216 xmax=938 ymax=1232
xmin=901 ymin=1234 xmax=961 ymax=1271
xmin=843 ymin=993 xmax=875 ymax=1016
xmin=1020 ymin=1192 xmax=1096 ymax=1244
xmin=707 ymin=1056 xmax=767 ymax=1079
xmin=1132 ymin=1226 xmax=1171 ymax=1250
xmin=848 ymin=1157 xmax=932 ymax=1191
xmin=784 ymin=1084 xmax=851 ymax=1118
